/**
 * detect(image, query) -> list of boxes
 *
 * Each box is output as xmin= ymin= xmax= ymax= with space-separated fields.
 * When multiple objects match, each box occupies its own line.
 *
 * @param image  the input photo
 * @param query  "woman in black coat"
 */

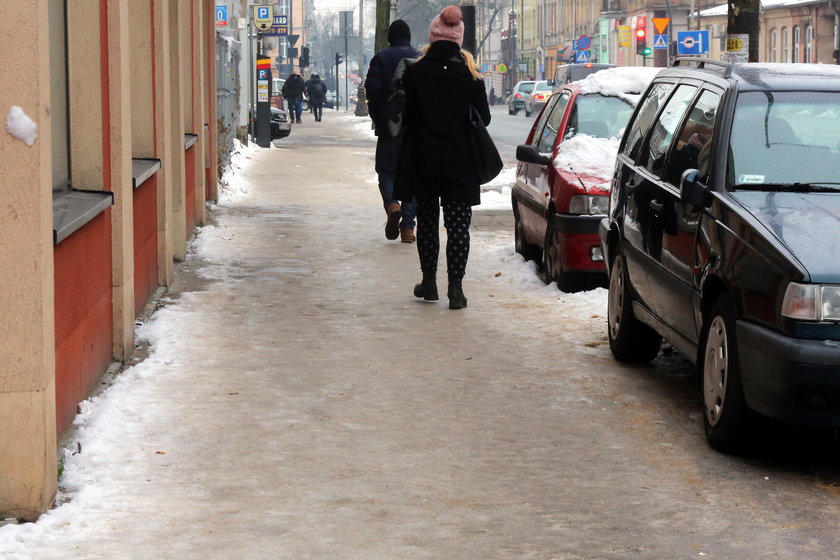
xmin=394 ymin=5 xmax=491 ymax=310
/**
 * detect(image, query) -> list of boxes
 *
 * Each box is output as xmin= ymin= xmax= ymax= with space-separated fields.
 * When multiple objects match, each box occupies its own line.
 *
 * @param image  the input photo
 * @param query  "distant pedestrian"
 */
xmin=394 ymin=5 xmax=490 ymax=310
xmin=364 ymin=19 xmax=421 ymax=243
xmin=305 ymin=74 xmax=328 ymax=122
xmin=489 ymin=86 xmax=496 ymax=105
xmin=282 ymin=73 xmax=306 ymax=123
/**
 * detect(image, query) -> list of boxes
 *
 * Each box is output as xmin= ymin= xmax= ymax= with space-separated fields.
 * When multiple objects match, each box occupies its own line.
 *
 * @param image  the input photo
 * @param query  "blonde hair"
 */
xmin=418 ymin=45 xmax=483 ymax=81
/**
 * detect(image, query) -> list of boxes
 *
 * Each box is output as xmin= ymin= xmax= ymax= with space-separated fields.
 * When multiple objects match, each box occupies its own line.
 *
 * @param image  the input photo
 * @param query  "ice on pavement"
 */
xmin=0 ymin=112 xmax=608 ymax=558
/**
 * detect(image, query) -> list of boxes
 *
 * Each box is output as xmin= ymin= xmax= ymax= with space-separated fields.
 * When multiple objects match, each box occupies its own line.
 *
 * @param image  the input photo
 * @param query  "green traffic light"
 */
xmin=642 ymin=47 xmax=652 ymax=56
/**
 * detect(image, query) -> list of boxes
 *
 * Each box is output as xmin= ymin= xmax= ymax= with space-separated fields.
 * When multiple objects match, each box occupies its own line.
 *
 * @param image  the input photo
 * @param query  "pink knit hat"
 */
xmin=428 ymin=5 xmax=464 ymax=46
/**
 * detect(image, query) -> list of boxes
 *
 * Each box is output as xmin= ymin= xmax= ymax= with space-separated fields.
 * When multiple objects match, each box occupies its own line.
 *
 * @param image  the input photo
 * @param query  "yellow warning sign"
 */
xmin=497 ymin=63 xmax=508 ymax=73
xmin=727 ymin=37 xmax=744 ymax=52
xmin=652 ymin=18 xmax=670 ymax=34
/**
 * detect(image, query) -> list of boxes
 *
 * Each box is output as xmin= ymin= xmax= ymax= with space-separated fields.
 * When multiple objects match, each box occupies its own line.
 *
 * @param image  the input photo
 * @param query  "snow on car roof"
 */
xmin=574 ymin=66 xmax=662 ymax=104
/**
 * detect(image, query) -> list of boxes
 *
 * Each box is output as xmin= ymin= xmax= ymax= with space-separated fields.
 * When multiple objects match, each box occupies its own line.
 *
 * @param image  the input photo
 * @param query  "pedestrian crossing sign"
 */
xmin=654 ymin=35 xmax=668 ymax=49
xmin=575 ymin=50 xmax=589 ymax=63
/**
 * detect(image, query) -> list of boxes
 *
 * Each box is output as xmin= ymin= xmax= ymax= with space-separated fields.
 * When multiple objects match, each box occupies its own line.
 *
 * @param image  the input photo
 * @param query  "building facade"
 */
xmin=1 ymin=0 xmax=219 ymax=520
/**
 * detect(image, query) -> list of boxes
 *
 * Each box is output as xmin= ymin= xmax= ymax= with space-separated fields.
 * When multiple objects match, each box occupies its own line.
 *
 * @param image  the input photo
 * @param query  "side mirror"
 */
xmin=516 ymin=144 xmax=551 ymax=166
xmin=680 ymin=169 xmax=712 ymax=209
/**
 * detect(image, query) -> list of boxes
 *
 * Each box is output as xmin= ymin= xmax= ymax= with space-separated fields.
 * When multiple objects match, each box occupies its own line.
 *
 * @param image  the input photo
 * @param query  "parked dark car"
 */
xmin=513 ymin=67 xmax=659 ymax=291
xmin=599 ymin=58 xmax=840 ymax=452
xmin=552 ymin=63 xmax=614 ymax=91
xmin=508 ymin=80 xmax=536 ymax=115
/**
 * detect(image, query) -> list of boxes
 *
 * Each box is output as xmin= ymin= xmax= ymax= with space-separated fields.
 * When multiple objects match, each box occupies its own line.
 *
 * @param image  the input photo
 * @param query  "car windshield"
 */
xmin=566 ymin=94 xmax=635 ymax=139
xmin=519 ymin=82 xmax=536 ymax=94
xmin=728 ymin=91 xmax=840 ymax=190
xmin=534 ymin=82 xmax=552 ymax=92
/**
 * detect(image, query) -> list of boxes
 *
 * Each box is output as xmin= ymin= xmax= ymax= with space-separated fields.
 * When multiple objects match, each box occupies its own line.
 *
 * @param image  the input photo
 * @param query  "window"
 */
xmin=782 ymin=27 xmax=789 ymax=62
xmin=805 ymin=25 xmax=813 ymax=63
xmin=534 ymin=92 xmax=570 ymax=153
xmin=665 ymin=90 xmax=720 ymax=185
xmin=622 ymin=82 xmax=675 ymax=160
xmin=643 ymin=84 xmax=698 ymax=177
xmin=793 ymin=26 xmax=801 ymax=62
xmin=770 ymin=29 xmax=777 ymax=62
xmin=728 ymin=91 xmax=840 ymax=188
xmin=49 ymin=0 xmax=70 ymax=191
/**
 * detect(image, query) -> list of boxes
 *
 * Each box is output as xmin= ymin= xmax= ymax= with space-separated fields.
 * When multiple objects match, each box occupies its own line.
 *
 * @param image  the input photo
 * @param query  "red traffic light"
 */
xmin=635 ymin=27 xmax=647 ymax=39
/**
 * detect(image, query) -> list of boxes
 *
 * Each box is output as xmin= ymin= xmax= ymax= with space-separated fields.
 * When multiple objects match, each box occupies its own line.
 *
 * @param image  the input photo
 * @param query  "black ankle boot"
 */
xmin=414 ymin=272 xmax=439 ymax=301
xmin=447 ymin=279 xmax=467 ymax=309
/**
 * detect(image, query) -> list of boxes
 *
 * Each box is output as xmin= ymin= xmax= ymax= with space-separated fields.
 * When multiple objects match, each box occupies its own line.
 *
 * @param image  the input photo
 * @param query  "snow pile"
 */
xmin=479 ymin=166 xmax=515 ymax=210
xmin=351 ymin=116 xmax=376 ymax=139
xmin=5 ymin=106 xmax=37 ymax=146
xmin=576 ymin=66 xmax=661 ymax=104
xmin=554 ymin=135 xmax=620 ymax=183
xmin=217 ymin=138 xmax=261 ymax=204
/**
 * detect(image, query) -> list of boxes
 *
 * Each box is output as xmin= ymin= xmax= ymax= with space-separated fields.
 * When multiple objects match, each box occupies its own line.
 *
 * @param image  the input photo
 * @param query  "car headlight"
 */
xmin=568 ymin=194 xmax=610 ymax=216
xmin=781 ymin=283 xmax=840 ymax=321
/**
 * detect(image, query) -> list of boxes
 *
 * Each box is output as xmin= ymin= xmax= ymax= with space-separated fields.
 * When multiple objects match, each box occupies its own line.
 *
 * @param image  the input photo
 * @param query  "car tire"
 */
xmin=700 ymin=295 xmax=756 ymax=453
xmin=607 ymin=252 xmax=662 ymax=362
xmin=513 ymin=201 xmax=542 ymax=263
xmin=508 ymin=105 xmax=514 ymax=115
xmin=525 ymin=107 xmax=532 ymax=117
xmin=543 ymin=222 xmax=575 ymax=292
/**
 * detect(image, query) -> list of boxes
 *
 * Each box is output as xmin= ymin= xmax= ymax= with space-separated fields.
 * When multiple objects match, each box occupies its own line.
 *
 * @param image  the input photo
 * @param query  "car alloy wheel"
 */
xmin=700 ymin=296 xmax=754 ymax=453
xmin=606 ymin=253 xmax=661 ymax=362
xmin=703 ymin=315 xmax=728 ymax=427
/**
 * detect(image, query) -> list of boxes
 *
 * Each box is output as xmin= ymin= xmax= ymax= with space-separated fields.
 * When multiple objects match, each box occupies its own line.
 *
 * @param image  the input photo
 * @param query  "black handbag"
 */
xmin=468 ymin=106 xmax=503 ymax=184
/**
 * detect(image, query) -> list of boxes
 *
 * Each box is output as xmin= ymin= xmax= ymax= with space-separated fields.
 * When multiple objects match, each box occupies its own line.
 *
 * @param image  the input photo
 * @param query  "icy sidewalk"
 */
xmin=1 ymin=113 xmax=607 ymax=560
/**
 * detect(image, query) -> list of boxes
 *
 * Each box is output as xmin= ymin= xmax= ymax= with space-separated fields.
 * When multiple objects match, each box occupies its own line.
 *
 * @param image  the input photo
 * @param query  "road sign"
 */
xmin=676 ymin=30 xmax=710 ymax=55
xmin=652 ymin=17 xmax=670 ymax=34
xmin=618 ymin=25 xmax=631 ymax=48
xmin=578 ymin=34 xmax=591 ymax=51
xmin=654 ymin=35 xmax=668 ymax=49
xmin=254 ymin=5 xmax=273 ymax=31
xmin=215 ymin=5 xmax=227 ymax=27
xmin=497 ymin=63 xmax=508 ymax=73
xmin=575 ymin=50 xmax=590 ymax=63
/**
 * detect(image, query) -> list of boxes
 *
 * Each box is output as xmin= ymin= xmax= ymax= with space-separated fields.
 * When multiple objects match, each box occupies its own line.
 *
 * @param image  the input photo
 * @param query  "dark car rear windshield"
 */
xmin=728 ymin=91 xmax=840 ymax=190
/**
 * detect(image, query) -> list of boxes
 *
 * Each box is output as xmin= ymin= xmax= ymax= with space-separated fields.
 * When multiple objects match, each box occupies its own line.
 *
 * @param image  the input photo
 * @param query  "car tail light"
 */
xmin=782 ymin=283 xmax=840 ymax=321
xmin=535 ymin=94 xmax=545 ymax=101
xmin=515 ymin=93 xmax=522 ymax=98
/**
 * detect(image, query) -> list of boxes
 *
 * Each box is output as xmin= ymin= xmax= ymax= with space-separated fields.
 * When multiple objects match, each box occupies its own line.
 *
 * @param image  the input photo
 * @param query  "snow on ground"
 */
xmin=0 ymin=112 xmax=607 ymax=557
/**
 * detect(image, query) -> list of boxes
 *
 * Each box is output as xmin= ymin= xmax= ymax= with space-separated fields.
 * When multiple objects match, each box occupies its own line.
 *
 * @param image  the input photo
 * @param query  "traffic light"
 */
xmin=635 ymin=26 xmax=651 ymax=56
xmin=335 ymin=52 xmax=344 ymax=66
xmin=300 ymin=46 xmax=310 ymax=67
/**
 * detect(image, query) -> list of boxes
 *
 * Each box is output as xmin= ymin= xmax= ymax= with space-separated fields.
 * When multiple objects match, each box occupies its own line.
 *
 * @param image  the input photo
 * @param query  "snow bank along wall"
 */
xmin=0 ymin=0 xmax=219 ymax=520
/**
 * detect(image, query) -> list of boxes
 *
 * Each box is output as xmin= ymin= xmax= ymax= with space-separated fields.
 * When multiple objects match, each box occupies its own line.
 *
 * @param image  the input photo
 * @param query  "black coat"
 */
xmin=394 ymin=41 xmax=491 ymax=206
xmin=281 ymin=75 xmax=305 ymax=99
xmin=364 ymin=39 xmax=421 ymax=136
xmin=305 ymin=77 xmax=327 ymax=104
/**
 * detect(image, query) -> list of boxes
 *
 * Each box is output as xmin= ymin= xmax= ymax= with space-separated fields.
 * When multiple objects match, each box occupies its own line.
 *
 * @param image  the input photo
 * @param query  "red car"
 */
xmin=512 ymin=67 xmax=659 ymax=291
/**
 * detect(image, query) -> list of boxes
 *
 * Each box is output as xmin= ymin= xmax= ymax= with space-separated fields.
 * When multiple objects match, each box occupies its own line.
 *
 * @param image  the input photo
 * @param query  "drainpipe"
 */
xmin=834 ymin=1 xmax=840 ymax=63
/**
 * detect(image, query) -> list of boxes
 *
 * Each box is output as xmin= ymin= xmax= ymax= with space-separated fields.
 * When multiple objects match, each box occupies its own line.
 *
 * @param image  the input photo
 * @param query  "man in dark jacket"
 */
xmin=304 ymin=74 xmax=327 ymax=122
xmin=281 ymin=73 xmax=306 ymax=124
xmin=364 ymin=20 xmax=420 ymax=243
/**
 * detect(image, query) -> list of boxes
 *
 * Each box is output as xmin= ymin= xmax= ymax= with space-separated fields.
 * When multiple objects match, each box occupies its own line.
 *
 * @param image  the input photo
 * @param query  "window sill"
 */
xmin=53 ymin=189 xmax=114 ymax=245
xmin=132 ymin=158 xmax=161 ymax=189
xmin=184 ymin=133 xmax=198 ymax=150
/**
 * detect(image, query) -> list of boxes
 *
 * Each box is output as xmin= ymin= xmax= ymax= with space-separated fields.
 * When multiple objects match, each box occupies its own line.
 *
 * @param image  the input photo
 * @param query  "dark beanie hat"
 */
xmin=388 ymin=19 xmax=411 ymax=42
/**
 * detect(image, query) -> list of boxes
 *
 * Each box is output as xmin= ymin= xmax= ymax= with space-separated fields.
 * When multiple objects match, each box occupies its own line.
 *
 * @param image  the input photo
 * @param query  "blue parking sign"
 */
xmin=676 ymin=30 xmax=709 ymax=55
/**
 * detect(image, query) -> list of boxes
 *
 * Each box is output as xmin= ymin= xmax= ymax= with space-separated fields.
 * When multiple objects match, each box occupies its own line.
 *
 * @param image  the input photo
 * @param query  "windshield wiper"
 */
xmin=734 ymin=182 xmax=840 ymax=192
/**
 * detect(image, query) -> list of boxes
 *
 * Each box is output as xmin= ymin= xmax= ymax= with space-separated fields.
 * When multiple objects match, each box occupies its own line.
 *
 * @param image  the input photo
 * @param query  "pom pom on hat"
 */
xmin=428 ymin=5 xmax=464 ymax=46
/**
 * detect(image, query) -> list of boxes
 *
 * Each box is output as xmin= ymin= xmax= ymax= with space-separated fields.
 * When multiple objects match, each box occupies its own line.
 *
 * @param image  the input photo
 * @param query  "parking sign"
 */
xmin=676 ymin=30 xmax=710 ymax=55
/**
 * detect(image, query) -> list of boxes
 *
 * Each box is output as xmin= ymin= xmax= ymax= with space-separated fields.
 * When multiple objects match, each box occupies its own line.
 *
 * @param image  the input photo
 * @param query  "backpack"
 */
xmin=383 ymin=57 xmax=417 ymax=138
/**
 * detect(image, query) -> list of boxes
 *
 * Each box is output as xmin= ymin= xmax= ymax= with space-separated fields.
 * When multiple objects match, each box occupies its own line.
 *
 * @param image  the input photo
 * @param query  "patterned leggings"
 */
xmin=415 ymin=197 xmax=472 ymax=281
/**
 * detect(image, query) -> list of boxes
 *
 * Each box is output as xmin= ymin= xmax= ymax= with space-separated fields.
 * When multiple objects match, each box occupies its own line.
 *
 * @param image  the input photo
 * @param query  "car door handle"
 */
xmin=650 ymin=199 xmax=664 ymax=213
